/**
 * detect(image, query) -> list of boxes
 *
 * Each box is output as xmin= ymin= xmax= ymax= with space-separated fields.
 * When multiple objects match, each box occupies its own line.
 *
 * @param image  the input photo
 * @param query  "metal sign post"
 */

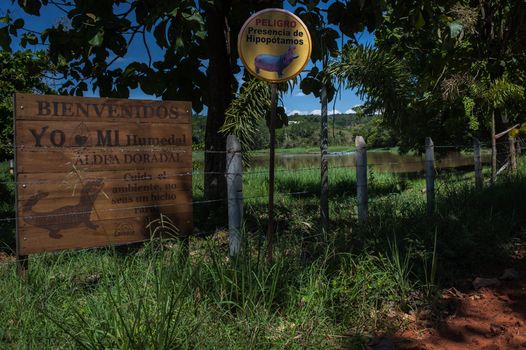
xmin=320 ymin=86 xmax=329 ymax=239
xmin=267 ymin=84 xmax=277 ymax=263
xmin=238 ymin=8 xmax=312 ymax=263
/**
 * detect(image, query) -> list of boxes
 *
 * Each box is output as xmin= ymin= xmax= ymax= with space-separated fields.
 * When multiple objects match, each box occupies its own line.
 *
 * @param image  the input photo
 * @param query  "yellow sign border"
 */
xmin=237 ymin=8 xmax=312 ymax=83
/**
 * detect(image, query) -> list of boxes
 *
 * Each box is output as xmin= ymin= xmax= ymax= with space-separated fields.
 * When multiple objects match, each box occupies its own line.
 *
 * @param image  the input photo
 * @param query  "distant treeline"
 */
xmin=192 ymin=114 xmax=397 ymax=150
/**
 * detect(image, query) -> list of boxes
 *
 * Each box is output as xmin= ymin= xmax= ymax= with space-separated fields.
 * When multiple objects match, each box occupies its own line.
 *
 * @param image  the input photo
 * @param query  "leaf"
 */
xmin=21 ymin=33 xmax=38 ymax=47
xmin=266 ymin=106 xmax=288 ymax=129
xmin=88 ymin=29 xmax=104 ymax=47
xmin=327 ymin=2 xmax=345 ymax=24
xmin=13 ymin=18 xmax=24 ymax=29
xmin=176 ymin=37 xmax=184 ymax=49
xmin=0 ymin=26 xmax=11 ymax=51
xmin=85 ymin=13 xmax=97 ymax=21
xmin=307 ymin=0 xmax=319 ymax=11
xmin=448 ymin=21 xmax=463 ymax=38
xmin=184 ymin=12 xmax=204 ymax=26
xmin=154 ymin=20 xmax=168 ymax=48
xmin=17 ymin=0 xmax=42 ymax=15
xmin=195 ymin=30 xmax=206 ymax=40
xmin=139 ymin=73 xmax=164 ymax=95
xmin=415 ymin=11 xmax=425 ymax=29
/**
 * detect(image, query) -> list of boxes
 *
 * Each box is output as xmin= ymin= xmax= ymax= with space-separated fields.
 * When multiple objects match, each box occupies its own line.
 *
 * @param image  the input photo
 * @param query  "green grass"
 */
xmin=1 ymin=241 xmax=411 ymax=349
xmin=2 ymin=159 xmax=526 ymax=349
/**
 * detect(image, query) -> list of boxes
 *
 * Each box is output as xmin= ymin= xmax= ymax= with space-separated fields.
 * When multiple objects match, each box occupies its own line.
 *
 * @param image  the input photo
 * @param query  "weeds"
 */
xmin=1 ymin=160 xmax=526 ymax=348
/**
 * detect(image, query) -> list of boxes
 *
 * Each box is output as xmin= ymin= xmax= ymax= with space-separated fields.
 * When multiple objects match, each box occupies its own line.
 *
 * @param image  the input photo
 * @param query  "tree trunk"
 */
xmin=204 ymin=3 xmax=232 ymax=216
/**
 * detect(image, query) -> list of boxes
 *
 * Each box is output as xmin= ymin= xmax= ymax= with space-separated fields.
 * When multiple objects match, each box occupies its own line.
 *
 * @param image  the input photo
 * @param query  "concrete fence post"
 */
xmin=473 ymin=138 xmax=483 ymax=189
xmin=226 ymin=135 xmax=243 ymax=256
xmin=355 ymin=136 xmax=368 ymax=222
xmin=510 ymin=136 xmax=517 ymax=174
xmin=425 ymin=137 xmax=435 ymax=215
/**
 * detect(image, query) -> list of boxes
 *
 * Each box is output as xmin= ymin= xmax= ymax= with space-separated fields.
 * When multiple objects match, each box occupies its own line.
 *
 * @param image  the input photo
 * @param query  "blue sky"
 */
xmin=1 ymin=2 xmax=373 ymax=115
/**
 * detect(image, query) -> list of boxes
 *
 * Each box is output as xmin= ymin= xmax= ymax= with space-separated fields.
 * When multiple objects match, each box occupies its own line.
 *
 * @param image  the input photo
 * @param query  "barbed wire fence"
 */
xmin=0 ymin=134 xmax=521 ymax=260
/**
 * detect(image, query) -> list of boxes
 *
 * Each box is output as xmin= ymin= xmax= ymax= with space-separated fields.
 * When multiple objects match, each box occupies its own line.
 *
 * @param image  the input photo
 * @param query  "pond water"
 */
xmin=249 ymin=150 xmax=490 ymax=173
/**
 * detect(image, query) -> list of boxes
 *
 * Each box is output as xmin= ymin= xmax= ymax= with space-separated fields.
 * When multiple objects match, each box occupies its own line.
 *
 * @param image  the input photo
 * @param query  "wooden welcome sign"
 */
xmin=14 ymin=93 xmax=193 ymax=256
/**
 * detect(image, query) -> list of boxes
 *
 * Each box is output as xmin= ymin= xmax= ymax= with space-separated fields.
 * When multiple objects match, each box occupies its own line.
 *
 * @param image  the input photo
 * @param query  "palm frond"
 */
xmin=481 ymin=77 xmax=525 ymax=109
xmin=221 ymin=78 xmax=271 ymax=165
xmin=325 ymin=45 xmax=412 ymax=117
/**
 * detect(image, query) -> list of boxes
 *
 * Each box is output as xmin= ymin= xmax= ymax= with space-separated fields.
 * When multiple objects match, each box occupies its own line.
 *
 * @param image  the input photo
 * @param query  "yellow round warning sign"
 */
xmin=238 ymin=8 xmax=312 ymax=83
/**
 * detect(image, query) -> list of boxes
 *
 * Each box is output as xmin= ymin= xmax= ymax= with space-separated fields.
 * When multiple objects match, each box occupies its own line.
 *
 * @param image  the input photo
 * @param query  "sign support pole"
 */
xmin=267 ymin=83 xmax=277 ymax=264
xmin=320 ymin=85 xmax=329 ymax=240
xmin=13 ymin=94 xmax=27 ymax=279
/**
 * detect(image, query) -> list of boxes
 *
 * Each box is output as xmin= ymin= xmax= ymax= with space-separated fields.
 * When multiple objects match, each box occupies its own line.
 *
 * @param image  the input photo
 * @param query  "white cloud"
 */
xmin=308 ymin=109 xmax=342 ymax=115
xmin=286 ymin=109 xmax=343 ymax=116
xmin=345 ymin=108 xmax=357 ymax=114
xmin=287 ymin=109 xmax=309 ymax=116
xmin=294 ymin=92 xmax=306 ymax=97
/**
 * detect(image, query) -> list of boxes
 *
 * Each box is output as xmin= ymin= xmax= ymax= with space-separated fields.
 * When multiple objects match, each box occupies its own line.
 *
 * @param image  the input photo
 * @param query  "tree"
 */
xmin=3 ymin=0 xmax=390 ymax=218
xmin=328 ymin=0 xmax=526 ymax=154
xmin=0 ymin=50 xmax=56 ymax=161
xmin=3 ymin=0 xmax=282 ymax=212
xmin=222 ymin=0 xmax=387 ymax=159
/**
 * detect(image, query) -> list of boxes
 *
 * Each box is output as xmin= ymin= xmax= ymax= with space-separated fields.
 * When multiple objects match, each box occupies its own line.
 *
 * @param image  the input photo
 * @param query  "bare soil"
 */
xmin=395 ymin=260 xmax=526 ymax=349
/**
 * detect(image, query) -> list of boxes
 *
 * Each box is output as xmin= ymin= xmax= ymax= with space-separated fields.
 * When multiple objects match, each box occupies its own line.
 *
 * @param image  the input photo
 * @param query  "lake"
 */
xmin=248 ymin=150 xmax=490 ymax=173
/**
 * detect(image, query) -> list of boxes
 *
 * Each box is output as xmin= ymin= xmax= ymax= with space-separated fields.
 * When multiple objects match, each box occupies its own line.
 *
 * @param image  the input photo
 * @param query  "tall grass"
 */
xmin=1 ymin=236 xmax=423 ymax=349
xmin=2 ymin=161 xmax=526 ymax=348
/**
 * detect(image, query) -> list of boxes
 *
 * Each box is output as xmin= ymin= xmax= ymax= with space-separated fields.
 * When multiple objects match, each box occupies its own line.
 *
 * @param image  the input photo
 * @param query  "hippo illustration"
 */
xmin=254 ymin=46 xmax=299 ymax=78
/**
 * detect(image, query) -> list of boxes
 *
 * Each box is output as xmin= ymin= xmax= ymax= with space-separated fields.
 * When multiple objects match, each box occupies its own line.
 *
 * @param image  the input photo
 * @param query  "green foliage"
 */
xmin=342 ymin=0 xmax=526 ymax=151
xmin=5 ymin=0 xmax=379 ymax=110
xmin=462 ymin=96 xmax=478 ymax=131
xmin=326 ymin=44 xmax=412 ymax=120
xmin=0 ymin=161 xmax=15 ymax=248
xmin=480 ymin=77 xmax=525 ymax=110
xmin=220 ymin=79 xmax=271 ymax=164
xmin=0 ymin=50 xmax=55 ymax=160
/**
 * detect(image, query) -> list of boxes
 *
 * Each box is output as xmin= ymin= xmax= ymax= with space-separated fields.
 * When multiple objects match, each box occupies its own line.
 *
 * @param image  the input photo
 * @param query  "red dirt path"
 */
xmin=395 ymin=268 xmax=526 ymax=349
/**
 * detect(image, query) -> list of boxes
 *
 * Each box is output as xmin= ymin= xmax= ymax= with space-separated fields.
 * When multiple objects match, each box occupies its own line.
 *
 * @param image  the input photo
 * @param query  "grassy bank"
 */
xmin=1 ymin=160 xmax=526 ymax=349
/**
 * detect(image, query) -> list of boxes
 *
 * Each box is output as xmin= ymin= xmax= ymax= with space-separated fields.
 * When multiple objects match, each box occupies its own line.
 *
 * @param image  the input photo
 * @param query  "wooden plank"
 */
xmin=17 ymin=148 xmax=192 ymax=174
xmin=15 ymin=93 xmax=191 ymax=123
xmin=18 ymin=211 xmax=193 ymax=255
xmin=17 ymin=189 xmax=192 ymax=220
xmin=17 ymin=169 xmax=192 ymax=200
xmin=17 ymin=199 xmax=193 ymax=229
xmin=495 ymin=124 xmax=520 ymax=140
xmin=15 ymin=121 xmax=191 ymax=148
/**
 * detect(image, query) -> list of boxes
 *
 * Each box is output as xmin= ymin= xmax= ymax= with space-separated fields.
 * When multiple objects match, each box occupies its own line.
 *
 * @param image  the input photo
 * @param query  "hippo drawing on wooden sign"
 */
xmin=22 ymin=179 xmax=104 ymax=239
xmin=254 ymin=46 xmax=299 ymax=78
